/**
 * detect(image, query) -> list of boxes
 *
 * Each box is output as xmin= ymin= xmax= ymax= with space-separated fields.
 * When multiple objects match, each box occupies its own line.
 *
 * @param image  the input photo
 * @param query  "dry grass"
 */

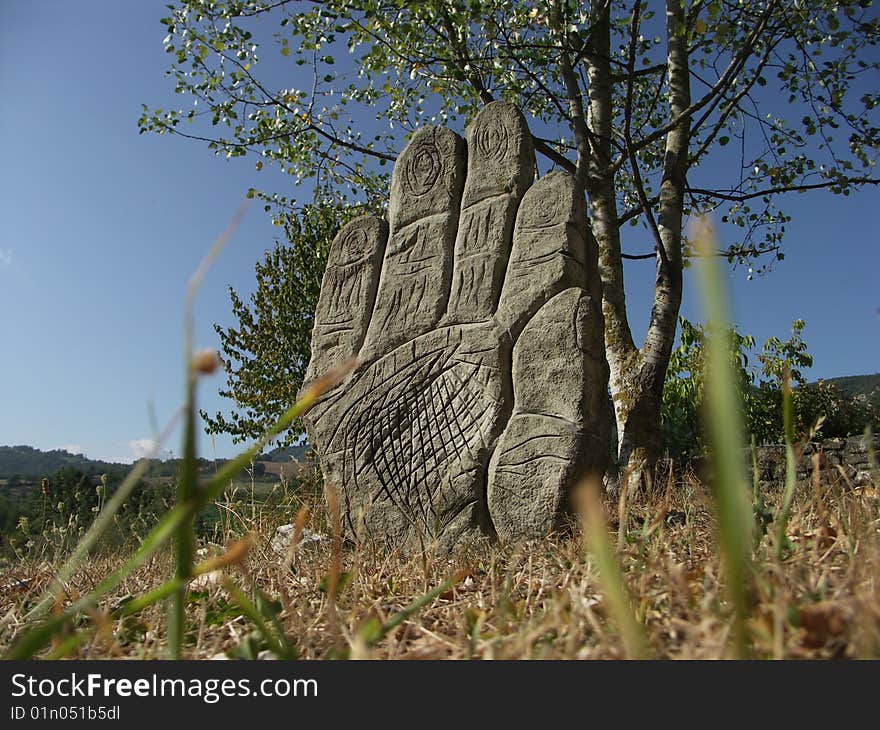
xmin=2 ymin=464 xmax=877 ymax=660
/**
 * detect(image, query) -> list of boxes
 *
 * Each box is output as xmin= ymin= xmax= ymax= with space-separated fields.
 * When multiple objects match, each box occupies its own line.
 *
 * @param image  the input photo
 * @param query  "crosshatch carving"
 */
xmin=345 ymin=363 xmax=487 ymax=535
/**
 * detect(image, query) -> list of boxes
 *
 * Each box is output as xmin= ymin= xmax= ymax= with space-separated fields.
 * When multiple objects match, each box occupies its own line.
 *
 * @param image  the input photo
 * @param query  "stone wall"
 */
xmin=749 ymin=433 xmax=878 ymax=490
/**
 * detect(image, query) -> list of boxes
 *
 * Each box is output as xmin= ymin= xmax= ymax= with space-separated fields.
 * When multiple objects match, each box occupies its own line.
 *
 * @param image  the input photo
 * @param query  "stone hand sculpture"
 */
xmin=302 ymin=102 xmax=610 ymax=551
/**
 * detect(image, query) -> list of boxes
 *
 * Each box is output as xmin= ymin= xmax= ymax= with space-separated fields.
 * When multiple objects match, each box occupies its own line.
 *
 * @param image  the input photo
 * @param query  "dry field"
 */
xmin=1 ymin=462 xmax=877 ymax=660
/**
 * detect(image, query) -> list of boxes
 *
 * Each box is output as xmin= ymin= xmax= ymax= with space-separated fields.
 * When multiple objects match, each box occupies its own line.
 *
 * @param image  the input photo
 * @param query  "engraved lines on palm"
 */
xmin=341 ymin=344 xmax=496 ymax=537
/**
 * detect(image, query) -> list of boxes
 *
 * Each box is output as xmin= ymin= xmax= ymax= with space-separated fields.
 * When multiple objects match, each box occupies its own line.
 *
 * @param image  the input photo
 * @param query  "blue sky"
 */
xmin=1 ymin=1 xmax=877 ymax=463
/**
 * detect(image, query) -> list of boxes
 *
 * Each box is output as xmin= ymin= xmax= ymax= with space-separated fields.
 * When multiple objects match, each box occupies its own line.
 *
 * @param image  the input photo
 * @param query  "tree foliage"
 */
xmin=662 ymin=316 xmax=757 ymax=455
xmin=141 ymin=0 xmax=879 ymax=255
xmin=788 ymin=378 xmax=880 ymax=439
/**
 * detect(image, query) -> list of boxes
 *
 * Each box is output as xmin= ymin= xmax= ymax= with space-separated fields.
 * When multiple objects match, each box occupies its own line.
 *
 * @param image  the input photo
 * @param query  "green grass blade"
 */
xmin=119 ymin=577 xmax=189 ymax=617
xmin=3 ymin=501 xmax=191 ymax=659
xmin=198 ymin=375 xmax=336 ymax=502
xmin=4 ymin=613 xmax=73 ymax=660
xmin=865 ymin=424 xmax=879 ymax=485
xmin=4 ymin=364 xmax=343 ymax=659
xmin=360 ymin=572 xmax=464 ymax=649
xmin=25 ymin=458 xmax=152 ymax=622
xmin=167 ymin=202 xmax=248 ymax=659
xmin=25 ymin=413 xmax=181 ymax=622
xmin=775 ymin=366 xmax=797 ymax=559
xmin=577 ymin=481 xmax=649 ymax=660
xmin=44 ymin=630 xmax=93 ymax=660
xmin=693 ymin=217 xmax=754 ymax=658
xmin=223 ymin=578 xmax=296 ymax=659
xmin=35 ymin=574 xmax=213 ymax=659
xmin=169 ymin=372 xmax=197 ymax=659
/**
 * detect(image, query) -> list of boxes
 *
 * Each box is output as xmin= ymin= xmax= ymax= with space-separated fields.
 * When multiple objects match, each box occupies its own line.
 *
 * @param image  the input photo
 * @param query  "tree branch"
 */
xmin=622 ymin=1 xmax=665 ymax=258
xmin=552 ymin=0 xmax=591 ymax=184
xmin=687 ymin=177 xmax=880 ymax=203
xmin=608 ymin=0 xmax=780 ymax=176
xmin=439 ymin=6 xmax=576 ymax=175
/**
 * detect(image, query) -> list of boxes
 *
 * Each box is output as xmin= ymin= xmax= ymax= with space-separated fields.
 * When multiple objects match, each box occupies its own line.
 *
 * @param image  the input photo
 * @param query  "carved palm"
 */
xmin=302 ymin=103 xmax=610 ymax=551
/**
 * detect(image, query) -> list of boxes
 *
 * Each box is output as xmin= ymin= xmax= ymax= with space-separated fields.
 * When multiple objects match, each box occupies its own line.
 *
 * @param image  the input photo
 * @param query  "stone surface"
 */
xmin=270 ymin=525 xmax=326 ymax=556
xmin=445 ymin=103 xmax=534 ymax=324
xmin=301 ymin=102 xmax=611 ymax=551
xmin=746 ymin=433 xmax=878 ymax=490
xmin=305 ymin=216 xmax=387 ymax=384
xmin=360 ymin=126 xmax=465 ymax=360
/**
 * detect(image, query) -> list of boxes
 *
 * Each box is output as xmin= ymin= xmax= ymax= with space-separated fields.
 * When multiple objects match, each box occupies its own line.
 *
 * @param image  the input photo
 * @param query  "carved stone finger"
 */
xmin=487 ymin=288 xmax=611 ymax=541
xmin=496 ymin=172 xmax=598 ymax=338
xmin=304 ymin=215 xmax=387 ymax=385
xmin=445 ymin=102 xmax=535 ymax=324
xmin=360 ymin=127 xmax=465 ymax=361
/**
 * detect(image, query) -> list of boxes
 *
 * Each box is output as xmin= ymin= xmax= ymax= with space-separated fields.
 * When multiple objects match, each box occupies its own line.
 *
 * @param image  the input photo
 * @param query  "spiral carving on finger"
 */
xmin=403 ymin=140 xmax=442 ymax=197
xmin=336 ymin=227 xmax=368 ymax=264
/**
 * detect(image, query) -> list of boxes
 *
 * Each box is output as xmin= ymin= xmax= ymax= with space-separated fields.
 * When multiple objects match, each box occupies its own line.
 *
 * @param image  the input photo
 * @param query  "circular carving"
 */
xmin=520 ymin=177 xmax=570 ymax=229
xmin=403 ymin=141 xmax=442 ymax=197
xmin=521 ymin=197 xmax=565 ymax=228
xmin=339 ymin=227 xmax=367 ymax=259
xmin=331 ymin=226 xmax=369 ymax=269
xmin=476 ymin=116 xmax=510 ymax=161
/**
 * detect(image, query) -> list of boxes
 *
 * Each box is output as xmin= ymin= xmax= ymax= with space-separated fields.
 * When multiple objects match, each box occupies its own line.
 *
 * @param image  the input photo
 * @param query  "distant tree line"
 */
xmin=0 ymin=447 xmax=267 ymax=485
xmin=0 ymin=459 xmax=304 ymax=557
xmin=0 ymin=446 xmax=125 ymax=482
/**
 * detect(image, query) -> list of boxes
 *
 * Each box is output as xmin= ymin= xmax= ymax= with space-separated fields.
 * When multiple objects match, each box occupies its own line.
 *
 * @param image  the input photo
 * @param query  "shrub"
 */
xmin=661 ymin=318 xmax=877 ymax=456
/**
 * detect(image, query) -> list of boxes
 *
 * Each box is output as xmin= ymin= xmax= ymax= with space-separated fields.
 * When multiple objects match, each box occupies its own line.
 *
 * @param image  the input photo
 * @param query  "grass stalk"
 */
xmin=3 ymin=371 xmax=340 ymax=659
xmin=4 ymin=260 xmax=350 ymax=664
xmin=45 ymin=631 xmax=93 ymax=660
xmin=167 ymin=201 xmax=249 ymax=658
xmin=775 ymin=365 xmax=798 ymax=559
xmin=358 ymin=572 xmax=465 ymax=649
xmin=866 ymin=425 xmax=879 ymax=485
xmin=576 ymin=480 xmax=649 ymax=660
xmin=692 ymin=216 xmax=754 ymax=658
xmin=222 ymin=577 xmax=296 ymax=659
xmin=169 ymin=369 xmax=197 ymax=658
xmin=24 ymin=412 xmax=180 ymax=623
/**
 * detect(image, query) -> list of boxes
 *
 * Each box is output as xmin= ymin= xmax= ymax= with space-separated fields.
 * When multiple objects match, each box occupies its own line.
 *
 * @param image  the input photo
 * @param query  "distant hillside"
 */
xmin=0 ymin=445 xmax=128 ymax=480
xmin=260 ymin=443 xmax=312 ymax=463
xmin=0 ymin=446 xmax=230 ymax=482
xmin=814 ymin=373 xmax=880 ymax=410
xmin=5 ymin=376 xmax=875 ymax=478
